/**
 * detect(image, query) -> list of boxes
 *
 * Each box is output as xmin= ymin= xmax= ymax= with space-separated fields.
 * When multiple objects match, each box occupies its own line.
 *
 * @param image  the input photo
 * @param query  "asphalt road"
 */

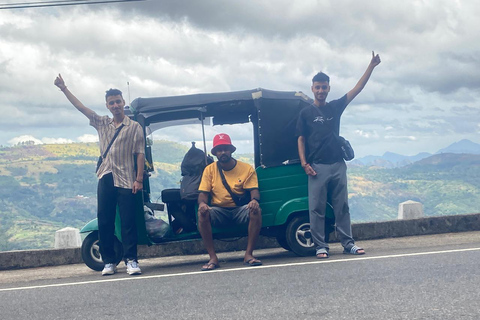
xmin=1 ymin=232 xmax=480 ymax=320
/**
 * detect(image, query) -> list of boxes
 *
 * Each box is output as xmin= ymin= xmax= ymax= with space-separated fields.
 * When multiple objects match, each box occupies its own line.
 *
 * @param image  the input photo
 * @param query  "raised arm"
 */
xmin=54 ymin=74 xmax=95 ymax=120
xmin=346 ymin=51 xmax=381 ymax=105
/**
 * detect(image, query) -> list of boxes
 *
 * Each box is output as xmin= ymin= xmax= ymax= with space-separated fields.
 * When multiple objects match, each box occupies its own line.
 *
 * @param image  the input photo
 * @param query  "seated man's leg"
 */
xmin=198 ymin=207 xmax=227 ymax=270
xmin=233 ymin=205 xmax=262 ymax=265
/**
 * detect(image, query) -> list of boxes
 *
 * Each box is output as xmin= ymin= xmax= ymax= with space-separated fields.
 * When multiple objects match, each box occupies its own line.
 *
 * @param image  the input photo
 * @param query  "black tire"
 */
xmin=285 ymin=214 xmax=315 ymax=257
xmin=275 ymin=233 xmax=291 ymax=251
xmin=81 ymin=231 xmax=123 ymax=271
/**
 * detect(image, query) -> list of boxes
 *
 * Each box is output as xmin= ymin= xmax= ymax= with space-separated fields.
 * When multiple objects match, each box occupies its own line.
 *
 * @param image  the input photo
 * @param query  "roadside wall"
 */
xmin=1 ymin=213 xmax=479 ymax=270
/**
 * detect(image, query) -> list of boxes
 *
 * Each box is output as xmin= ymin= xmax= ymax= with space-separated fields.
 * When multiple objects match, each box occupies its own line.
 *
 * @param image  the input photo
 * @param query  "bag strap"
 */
xmin=101 ymin=124 xmax=124 ymax=159
xmin=217 ymin=162 xmax=241 ymax=206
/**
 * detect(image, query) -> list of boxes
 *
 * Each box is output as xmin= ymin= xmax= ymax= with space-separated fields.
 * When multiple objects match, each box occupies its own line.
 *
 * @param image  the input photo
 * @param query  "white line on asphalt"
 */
xmin=1 ymin=247 xmax=479 ymax=292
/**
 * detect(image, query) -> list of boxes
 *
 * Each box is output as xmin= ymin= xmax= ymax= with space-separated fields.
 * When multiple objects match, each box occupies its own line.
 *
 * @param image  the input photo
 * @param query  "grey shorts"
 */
xmin=209 ymin=205 xmax=250 ymax=227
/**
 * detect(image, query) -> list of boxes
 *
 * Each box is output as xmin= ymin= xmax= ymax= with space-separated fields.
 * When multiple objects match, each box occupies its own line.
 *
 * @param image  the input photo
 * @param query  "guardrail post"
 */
xmin=54 ymin=227 xmax=82 ymax=248
xmin=398 ymin=200 xmax=424 ymax=219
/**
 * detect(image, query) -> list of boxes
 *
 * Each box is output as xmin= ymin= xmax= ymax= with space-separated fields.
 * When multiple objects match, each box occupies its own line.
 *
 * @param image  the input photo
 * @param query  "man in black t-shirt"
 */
xmin=296 ymin=52 xmax=381 ymax=259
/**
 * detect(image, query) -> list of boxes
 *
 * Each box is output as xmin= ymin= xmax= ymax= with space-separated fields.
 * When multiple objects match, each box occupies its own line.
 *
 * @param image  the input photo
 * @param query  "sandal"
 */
xmin=316 ymin=248 xmax=329 ymax=259
xmin=244 ymin=258 xmax=262 ymax=266
xmin=343 ymin=245 xmax=365 ymax=255
xmin=201 ymin=262 xmax=220 ymax=271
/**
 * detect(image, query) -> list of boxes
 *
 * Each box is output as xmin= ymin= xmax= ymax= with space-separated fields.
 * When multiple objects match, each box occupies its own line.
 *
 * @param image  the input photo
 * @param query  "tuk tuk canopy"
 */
xmin=130 ymin=88 xmax=313 ymax=168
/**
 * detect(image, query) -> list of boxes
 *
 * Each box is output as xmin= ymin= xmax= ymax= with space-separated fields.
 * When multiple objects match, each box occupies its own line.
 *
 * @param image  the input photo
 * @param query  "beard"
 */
xmin=218 ymin=154 xmax=231 ymax=163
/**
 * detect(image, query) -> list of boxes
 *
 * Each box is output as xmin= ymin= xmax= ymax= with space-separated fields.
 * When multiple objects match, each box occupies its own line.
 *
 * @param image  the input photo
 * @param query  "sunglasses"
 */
xmin=108 ymin=99 xmax=123 ymax=106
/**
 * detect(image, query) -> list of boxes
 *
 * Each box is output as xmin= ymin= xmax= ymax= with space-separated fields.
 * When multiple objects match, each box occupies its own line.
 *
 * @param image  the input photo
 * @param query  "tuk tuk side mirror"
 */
xmin=146 ymin=137 xmax=153 ymax=147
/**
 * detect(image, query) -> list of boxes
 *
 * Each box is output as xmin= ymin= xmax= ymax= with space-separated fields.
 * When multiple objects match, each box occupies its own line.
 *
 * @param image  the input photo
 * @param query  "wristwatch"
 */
xmin=252 ymin=198 xmax=260 ymax=203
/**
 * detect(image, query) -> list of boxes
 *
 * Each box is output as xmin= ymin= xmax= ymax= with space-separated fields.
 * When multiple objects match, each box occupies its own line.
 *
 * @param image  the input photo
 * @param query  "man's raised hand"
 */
xmin=54 ymin=74 xmax=67 ymax=90
xmin=371 ymin=51 xmax=381 ymax=67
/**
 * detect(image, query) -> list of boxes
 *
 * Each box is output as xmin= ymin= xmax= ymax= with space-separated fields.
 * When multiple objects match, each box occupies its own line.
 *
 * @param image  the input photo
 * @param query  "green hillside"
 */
xmin=0 ymin=142 xmax=479 ymax=251
xmin=347 ymin=154 xmax=480 ymax=221
xmin=0 ymin=141 xmax=183 ymax=251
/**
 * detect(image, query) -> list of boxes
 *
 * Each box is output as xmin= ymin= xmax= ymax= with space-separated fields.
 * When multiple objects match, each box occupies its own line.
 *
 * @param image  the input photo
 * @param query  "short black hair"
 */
xmin=312 ymin=72 xmax=330 ymax=83
xmin=105 ymin=88 xmax=123 ymax=101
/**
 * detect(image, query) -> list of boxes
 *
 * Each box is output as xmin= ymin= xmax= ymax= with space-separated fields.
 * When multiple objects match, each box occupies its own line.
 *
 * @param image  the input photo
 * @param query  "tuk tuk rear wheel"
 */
xmin=285 ymin=214 xmax=315 ymax=257
xmin=81 ymin=231 xmax=123 ymax=271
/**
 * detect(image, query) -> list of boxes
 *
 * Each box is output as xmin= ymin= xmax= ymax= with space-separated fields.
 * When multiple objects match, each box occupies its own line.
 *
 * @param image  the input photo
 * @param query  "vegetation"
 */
xmin=0 ymin=142 xmax=479 ymax=251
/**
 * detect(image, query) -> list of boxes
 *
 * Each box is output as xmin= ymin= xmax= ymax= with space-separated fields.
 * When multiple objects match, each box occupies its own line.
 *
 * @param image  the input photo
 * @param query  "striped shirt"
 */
xmin=90 ymin=113 xmax=145 ymax=189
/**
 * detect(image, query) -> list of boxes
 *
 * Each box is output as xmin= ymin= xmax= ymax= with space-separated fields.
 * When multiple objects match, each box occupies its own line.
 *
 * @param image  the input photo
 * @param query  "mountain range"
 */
xmin=352 ymin=139 xmax=480 ymax=168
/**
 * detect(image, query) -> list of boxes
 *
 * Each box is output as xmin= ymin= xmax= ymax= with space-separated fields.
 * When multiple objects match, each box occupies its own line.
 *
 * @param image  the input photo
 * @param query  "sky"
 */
xmin=1 ymin=0 xmax=479 ymax=157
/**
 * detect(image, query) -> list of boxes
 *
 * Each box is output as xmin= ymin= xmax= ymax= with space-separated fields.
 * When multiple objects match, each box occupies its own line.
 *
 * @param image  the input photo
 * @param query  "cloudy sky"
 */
xmin=1 ymin=0 xmax=479 ymax=157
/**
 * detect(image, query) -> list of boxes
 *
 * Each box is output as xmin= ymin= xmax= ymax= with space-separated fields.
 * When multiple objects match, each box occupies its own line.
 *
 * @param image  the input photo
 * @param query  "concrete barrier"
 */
xmin=1 ymin=212 xmax=479 ymax=270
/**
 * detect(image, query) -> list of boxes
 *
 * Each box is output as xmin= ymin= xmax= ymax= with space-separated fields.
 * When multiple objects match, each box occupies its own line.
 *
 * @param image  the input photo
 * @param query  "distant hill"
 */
xmin=436 ymin=139 xmax=480 ymax=155
xmin=407 ymin=153 xmax=480 ymax=170
xmin=353 ymin=151 xmax=432 ymax=168
xmin=355 ymin=139 xmax=480 ymax=168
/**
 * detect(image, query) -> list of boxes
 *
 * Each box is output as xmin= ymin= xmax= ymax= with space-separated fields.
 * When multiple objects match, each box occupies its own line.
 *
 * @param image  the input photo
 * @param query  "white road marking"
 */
xmin=1 ymin=247 xmax=479 ymax=292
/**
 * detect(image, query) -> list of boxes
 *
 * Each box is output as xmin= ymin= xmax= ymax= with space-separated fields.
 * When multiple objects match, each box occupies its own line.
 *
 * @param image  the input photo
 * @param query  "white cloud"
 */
xmin=0 ymin=0 xmax=480 ymax=157
xmin=77 ymin=134 xmax=98 ymax=143
xmin=354 ymin=130 xmax=379 ymax=139
xmin=41 ymin=137 xmax=74 ymax=144
xmin=6 ymin=135 xmax=78 ymax=146
xmin=8 ymin=135 xmax=43 ymax=145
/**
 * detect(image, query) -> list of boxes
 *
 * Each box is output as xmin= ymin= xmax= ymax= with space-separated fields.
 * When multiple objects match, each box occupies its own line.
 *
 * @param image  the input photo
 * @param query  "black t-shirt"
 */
xmin=296 ymin=94 xmax=348 ymax=164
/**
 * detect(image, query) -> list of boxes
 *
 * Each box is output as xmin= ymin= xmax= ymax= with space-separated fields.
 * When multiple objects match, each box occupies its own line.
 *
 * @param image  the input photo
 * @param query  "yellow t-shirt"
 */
xmin=199 ymin=160 xmax=258 ymax=207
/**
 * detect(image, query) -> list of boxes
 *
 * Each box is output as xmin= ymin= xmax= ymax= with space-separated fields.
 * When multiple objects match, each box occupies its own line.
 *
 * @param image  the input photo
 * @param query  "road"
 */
xmin=1 ymin=232 xmax=480 ymax=319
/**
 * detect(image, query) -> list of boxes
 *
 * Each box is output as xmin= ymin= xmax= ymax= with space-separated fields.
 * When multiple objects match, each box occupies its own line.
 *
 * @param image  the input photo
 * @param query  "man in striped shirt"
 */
xmin=54 ymin=74 xmax=145 ymax=276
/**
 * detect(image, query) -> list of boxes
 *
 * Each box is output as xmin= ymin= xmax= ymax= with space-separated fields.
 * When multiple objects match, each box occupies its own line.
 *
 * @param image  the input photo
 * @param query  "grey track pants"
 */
xmin=308 ymin=161 xmax=355 ymax=251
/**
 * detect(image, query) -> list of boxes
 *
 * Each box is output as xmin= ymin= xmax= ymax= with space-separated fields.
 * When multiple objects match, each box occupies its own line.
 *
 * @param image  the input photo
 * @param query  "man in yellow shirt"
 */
xmin=197 ymin=133 xmax=262 ymax=270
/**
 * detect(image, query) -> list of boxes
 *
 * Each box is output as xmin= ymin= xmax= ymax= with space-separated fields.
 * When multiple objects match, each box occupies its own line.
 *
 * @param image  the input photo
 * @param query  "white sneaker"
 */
xmin=102 ymin=263 xmax=117 ymax=276
xmin=126 ymin=259 xmax=142 ymax=275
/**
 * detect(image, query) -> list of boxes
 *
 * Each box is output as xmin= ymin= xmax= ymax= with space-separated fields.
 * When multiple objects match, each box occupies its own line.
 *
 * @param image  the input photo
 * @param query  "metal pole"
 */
xmin=200 ymin=111 xmax=208 ymax=165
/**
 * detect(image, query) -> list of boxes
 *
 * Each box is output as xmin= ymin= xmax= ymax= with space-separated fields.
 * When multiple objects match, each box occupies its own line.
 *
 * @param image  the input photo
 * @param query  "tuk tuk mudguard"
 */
xmin=80 ymin=193 xmax=151 ymax=245
xmin=274 ymin=198 xmax=310 ymax=225
xmin=80 ymin=219 xmax=98 ymax=233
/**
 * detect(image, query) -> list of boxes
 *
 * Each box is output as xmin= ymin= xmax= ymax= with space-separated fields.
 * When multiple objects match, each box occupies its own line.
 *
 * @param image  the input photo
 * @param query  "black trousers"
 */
xmin=97 ymin=173 xmax=138 ymax=263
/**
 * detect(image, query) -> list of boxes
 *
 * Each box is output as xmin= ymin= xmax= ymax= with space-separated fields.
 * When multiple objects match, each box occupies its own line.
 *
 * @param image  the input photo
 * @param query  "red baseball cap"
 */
xmin=211 ymin=133 xmax=236 ymax=154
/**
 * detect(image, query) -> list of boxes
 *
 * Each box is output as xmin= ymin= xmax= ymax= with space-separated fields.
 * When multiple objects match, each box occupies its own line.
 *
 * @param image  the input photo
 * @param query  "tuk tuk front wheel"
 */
xmin=285 ymin=214 xmax=315 ymax=257
xmin=81 ymin=231 xmax=123 ymax=271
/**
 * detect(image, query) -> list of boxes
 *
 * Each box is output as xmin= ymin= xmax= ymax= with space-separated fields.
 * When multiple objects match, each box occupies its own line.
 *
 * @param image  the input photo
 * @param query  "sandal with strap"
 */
xmin=343 ymin=245 xmax=365 ymax=255
xmin=201 ymin=262 xmax=220 ymax=271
